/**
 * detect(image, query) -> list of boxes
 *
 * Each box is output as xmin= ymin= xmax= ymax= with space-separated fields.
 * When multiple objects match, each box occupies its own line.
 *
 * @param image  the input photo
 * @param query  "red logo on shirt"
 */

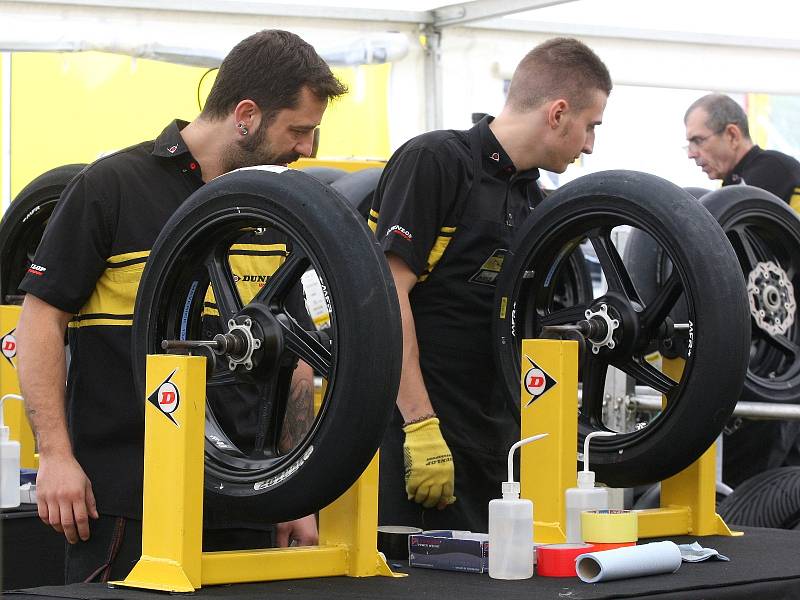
xmin=167 ymin=144 xmax=178 ymax=154
xmin=26 ymin=263 xmax=46 ymax=276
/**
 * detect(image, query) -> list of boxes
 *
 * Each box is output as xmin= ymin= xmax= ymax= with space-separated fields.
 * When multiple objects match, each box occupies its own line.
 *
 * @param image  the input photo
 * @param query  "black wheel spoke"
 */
xmin=206 ymin=250 xmax=243 ymax=322
xmin=252 ymin=249 xmax=310 ymax=308
xmin=278 ymin=316 xmax=332 ymax=377
xmin=539 ymin=304 xmax=591 ymax=327
xmin=640 ymin=271 xmax=683 ymax=332
xmin=580 ymin=354 xmax=608 ymax=426
xmin=759 ymin=329 xmax=800 ymax=362
xmin=728 ymin=225 xmax=762 ymax=273
xmin=590 ymin=230 xmax=641 ymax=303
xmin=617 ymin=357 xmax=678 ymax=397
xmin=252 ymin=372 xmax=293 ymax=457
xmin=204 ymin=408 xmax=247 ymax=458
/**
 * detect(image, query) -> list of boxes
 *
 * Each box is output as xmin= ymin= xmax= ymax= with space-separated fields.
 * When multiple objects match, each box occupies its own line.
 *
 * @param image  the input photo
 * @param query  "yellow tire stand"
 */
xmin=0 ymin=304 xmax=38 ymax=469
xmin=519 ymin=338 xmax=740 ymax=543
xmin=115 ymin=354 xmax=400 ymax=592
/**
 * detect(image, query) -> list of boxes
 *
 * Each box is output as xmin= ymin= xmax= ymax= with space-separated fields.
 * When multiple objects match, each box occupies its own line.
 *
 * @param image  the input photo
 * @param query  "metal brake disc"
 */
xmin=747 ymin=260 xmax=796 ymax=336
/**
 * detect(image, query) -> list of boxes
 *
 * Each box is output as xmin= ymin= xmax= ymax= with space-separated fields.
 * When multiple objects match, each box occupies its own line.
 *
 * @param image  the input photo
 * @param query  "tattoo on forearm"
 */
xmin=279 ymin=378 xmax=314 ymax=453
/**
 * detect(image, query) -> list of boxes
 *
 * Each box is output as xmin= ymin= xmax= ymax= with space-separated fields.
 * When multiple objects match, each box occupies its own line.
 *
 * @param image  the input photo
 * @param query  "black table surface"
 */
xmin=4 ymin=526 xmax=800 ymax=600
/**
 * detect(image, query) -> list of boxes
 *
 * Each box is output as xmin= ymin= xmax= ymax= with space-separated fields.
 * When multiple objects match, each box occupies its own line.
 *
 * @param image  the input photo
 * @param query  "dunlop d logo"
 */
xmin=523 ymin=356 xmax=557 ymax=406
xmin=1 ymin=329 xmax=17 ymax=367
xmin=147 ymin=368 xmax=181 ymax=426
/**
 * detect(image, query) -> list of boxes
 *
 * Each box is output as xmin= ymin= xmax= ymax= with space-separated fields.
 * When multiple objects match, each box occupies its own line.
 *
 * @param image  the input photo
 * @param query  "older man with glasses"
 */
xmin=684 ymin=93 xmax=800 ymax=210
xmin=684 ymin=92 xmax=800 ymax=491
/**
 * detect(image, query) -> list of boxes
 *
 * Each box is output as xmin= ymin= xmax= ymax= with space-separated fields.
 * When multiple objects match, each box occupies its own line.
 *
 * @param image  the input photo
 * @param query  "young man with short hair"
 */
xmin=371 ymin=37 xmax=611 ymax=532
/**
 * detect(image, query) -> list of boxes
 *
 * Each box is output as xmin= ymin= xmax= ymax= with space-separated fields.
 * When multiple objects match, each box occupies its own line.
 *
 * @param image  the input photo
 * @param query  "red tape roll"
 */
xmin=591 ymin=542 xmax=637 ymax=552
xmin=536 ymin=542 xmax=637 ymax=577
xmin=536 ymin=543 xmax=596 ymax=577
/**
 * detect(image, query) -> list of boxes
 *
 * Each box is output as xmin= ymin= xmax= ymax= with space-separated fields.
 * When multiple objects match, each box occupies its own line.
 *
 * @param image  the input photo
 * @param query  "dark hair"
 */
xmin=684 ymin=93 xmax=750 ymax=140
xmin=506 ymin=37 xmax=612 ymax=112
xmin=201 ymin=29 xmax=347 ymax=123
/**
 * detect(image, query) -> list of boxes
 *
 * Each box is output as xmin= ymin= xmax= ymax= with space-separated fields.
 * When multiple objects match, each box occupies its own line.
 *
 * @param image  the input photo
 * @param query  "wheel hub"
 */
xmin=747 ymin=260 xmax=795 ymax=336
xmin=584 ymin=303 xmax=620 ymax=354
xmin=223 ymin=317 xmax=261 ymax=371
xmin=160 ymin=302 xmax=285 ymax=374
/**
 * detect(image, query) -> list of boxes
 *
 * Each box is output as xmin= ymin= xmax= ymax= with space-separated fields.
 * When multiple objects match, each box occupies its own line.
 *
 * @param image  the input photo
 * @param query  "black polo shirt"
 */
xmin=368 ymin=117 xmax=541 ymax=280
xmin=724 ymin=145 xmax=800 ymax=205
xmin=20 ymin=120 xmax=203 ymax=519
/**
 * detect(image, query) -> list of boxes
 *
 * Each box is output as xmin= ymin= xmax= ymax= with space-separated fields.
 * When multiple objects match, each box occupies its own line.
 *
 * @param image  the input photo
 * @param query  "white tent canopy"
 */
xmin=3 ymin=0 xmax=800 ymax=106
xmin=2 ymin=0 xmax=800 ymax=200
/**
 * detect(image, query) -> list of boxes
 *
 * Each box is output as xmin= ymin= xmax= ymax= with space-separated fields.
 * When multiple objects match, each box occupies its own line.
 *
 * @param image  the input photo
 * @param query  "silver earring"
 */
xmin=237 ymin=122 xmax=249 ymax=136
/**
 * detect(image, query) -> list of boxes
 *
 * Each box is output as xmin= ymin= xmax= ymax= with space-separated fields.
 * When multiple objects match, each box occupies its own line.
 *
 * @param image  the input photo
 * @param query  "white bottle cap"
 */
xmin=502 ymin=481 xmax=520 ymax=499
xmin=577 ymin=470 xmax=595 ymax=488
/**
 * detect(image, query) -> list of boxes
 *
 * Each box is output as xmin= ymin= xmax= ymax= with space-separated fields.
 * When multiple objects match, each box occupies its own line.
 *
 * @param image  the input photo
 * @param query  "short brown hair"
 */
xmin=506 ymin=37 xmax=612 ymax=112
xmin=202 ymin=29 xmax=347 ymax=123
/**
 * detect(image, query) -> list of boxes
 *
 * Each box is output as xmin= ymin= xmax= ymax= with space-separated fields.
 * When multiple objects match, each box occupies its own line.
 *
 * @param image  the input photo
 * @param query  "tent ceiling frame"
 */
xmin=6 ymin=1 xmax=797 ymax=52
xmin=2 ymin=0 xmax=433 ymax=24
xmin=433 ymin=0 xmax=577 ymax=28
xmin=5 ymin=0 xmax=577 ymax=28
xmin=472 ymin=17 xmax=800 ymax=52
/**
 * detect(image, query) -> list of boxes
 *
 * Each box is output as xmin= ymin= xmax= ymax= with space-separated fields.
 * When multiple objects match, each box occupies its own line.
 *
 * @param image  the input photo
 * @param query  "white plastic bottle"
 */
xmin=0 ymin=394 xmax=22 ymax=509
xmin=489 ymin=433 xmax=548 ymax=580
xmin=565 ymin=431 xmax=615 ymax=543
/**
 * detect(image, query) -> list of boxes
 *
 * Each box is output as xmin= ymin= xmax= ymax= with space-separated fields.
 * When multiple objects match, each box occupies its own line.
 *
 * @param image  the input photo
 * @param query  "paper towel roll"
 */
xmin=575 ymin=541 xmax=682 ymax=583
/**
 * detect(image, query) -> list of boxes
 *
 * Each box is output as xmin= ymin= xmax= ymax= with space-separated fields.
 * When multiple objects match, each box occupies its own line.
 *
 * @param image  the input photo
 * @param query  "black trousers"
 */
xmin=379 ymin=421 xmax=506 ymax=534
xmin=723 ymin=420 xmax=800 ymax=488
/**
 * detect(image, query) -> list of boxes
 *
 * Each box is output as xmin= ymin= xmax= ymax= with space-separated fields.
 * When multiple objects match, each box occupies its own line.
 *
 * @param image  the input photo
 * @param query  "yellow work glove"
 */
xmin=402 ymin=417 xmax=456 ymax=509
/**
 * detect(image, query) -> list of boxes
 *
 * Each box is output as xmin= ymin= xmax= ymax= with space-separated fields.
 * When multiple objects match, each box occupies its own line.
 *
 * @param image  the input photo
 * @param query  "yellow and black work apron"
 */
xmin=379 ymin=122 xmax=535 ymax=533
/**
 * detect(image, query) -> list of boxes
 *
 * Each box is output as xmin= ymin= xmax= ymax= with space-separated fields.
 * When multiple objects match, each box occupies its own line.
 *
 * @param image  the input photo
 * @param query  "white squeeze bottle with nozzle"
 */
xmin=565 ymin=431 xmax=615 ymax=543
xmin=0 ymin=394 xmax=22 ymax=509
xmin=488 ymin=433 xmax=548 ymax=580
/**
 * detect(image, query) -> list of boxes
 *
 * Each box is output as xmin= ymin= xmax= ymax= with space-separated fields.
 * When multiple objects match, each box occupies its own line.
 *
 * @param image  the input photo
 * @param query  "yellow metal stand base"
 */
xmin=113 ymin=354 xmax=401 ymax=592
xmin=518 ymin=339 xmax=740 ymax=542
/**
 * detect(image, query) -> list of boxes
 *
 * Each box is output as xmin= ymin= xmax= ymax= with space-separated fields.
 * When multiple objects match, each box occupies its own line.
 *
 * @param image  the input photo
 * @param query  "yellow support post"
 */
xmin=637 ymin=357 xmax=741 ymax=537
xmin=0 ymin=304 xmax=37 ymax=469
xmin=116 ymin=354 xmax=207 ymax=592
xmin=519 ymin=339 xmax=579 ymax=543
xmin=198 ymin=454 xmax=399 ymax=585
xmin=116 ymin=354 xmax=399 ymax=592
xmin=516 ymin=342 xmax=739 ymax=541
xmin=318 ymin=453 xmax=398 ymax=577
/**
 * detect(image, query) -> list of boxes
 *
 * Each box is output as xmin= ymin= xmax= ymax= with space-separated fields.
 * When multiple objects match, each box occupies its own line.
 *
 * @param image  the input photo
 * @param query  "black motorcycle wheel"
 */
xmin=494 ymin=170 xmax=750 ymax=486
xmin=626 ymin=185 xmax=800 ymax=403
xmin=0 ymin=164 xmax=85 ymax=303
xmin=701 ymin=185 xmax=800 ymax=403
xmin=132 ymin=167 xmax=402 ymax=522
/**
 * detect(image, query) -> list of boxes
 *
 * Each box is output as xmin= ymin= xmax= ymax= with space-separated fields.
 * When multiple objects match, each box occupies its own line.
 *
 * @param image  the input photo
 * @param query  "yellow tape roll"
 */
xmin=581 ymin=509 xmax=638 ymax=543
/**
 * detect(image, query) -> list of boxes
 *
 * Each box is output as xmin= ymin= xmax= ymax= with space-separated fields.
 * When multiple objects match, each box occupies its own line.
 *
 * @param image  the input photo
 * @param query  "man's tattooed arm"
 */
xmin=279 ymin=361 xmax=315 ymax=453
